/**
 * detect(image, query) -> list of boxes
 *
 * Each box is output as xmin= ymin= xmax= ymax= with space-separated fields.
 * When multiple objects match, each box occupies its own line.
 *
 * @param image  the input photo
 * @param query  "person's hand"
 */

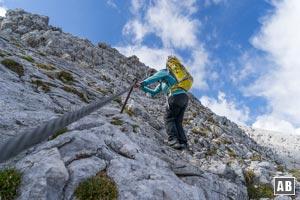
xmin=134 ymin=82 xmax=142 ymax=89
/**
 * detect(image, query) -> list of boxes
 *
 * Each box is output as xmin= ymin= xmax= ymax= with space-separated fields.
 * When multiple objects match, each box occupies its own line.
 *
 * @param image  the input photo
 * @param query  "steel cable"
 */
xmin=0 ymin=80 xmax=137 ymax=163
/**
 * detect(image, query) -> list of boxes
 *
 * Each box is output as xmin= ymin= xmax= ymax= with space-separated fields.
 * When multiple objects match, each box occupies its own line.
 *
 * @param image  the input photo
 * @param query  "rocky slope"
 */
xmin=242 ymin=126 xmax=300 ymax=170
xmin=0 ymin=9 xmax=299 ymax=200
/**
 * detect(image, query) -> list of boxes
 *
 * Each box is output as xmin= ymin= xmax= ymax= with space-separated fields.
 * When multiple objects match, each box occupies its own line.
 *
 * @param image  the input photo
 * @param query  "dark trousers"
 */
xmin=164 ymin=93 xmax=189 ymax=144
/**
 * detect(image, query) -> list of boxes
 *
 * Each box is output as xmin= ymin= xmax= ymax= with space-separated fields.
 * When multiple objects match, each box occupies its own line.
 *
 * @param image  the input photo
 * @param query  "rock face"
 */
xmin=0 ymin=9 xmax=299 ymax=200
xmin=242 ymin=126 xmax=300 ymax=170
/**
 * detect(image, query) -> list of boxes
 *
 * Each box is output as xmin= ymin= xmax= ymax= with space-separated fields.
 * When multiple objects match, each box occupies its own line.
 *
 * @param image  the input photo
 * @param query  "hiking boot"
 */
xmin=166 ymin=138 xmax=177 ymax=146
xmin=172 ymin=143 xmax=188 ymax=150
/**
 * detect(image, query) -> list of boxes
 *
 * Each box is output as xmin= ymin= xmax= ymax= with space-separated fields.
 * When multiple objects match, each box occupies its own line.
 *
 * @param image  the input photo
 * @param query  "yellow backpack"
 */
xmin=166 ymin=56 xmax=193 ymax=92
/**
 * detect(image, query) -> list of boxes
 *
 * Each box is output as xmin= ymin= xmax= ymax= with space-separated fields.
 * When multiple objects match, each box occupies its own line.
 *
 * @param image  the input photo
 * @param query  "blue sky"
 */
xmin=1 ymin=0 xmax=300 ymax=134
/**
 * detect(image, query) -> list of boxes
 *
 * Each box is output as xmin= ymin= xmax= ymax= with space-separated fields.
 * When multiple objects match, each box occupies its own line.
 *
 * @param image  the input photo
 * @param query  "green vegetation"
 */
xmin=0 ymin=51 xmax=6 ymax=57
xmin=11 ymin=42 xmax=22 ymax=47
xmin=125 ymin=106 xmax=134 ymax=116
xmin=191 ymin=128 xmax=201 ymax=135
xmin=61 ymin=86 xmax=89 ymax=103
xmin=206 ymin=147 xmax=218 ymax=156
xmin=20 ymin=55 xmax=35 ymax=63
xmin=113 ymin=98 xmax=122 ymax=105
xmin=87 ymin=82 xmax=107 ymax=94
xmin=222 ymin=140 xmax=232 ymax=145
xmin=228 ymin=149 xmax=237 ymax=158
xmin=110 ymin=117 xmax=123 ymax=126
xmin=288 ymin=169 xmax=300 ymax=181
xmin=57 ymin=70 xmax=73 ymax=83
xmin=1 ymin=59 xmax=24 ymax=77
xmin=0 ymin=168 xmax=22 ymax=200
xmin=251 ymin=155 xmax=263 ymax=162
xmin=277 ymin=165 xmax=284 ymax=173
xmin=50 ymin=128 xmax=68 ymax=140
xmin=198 ymin=128 xmax=209 ymax=137
xmin=37 ymin=63 xmax=56 ymax=71
xmin=39 ymin=52 xmax=46 ymax=56
xmin=244 ymin=169 xmax=274 ymax=199
xmin=182 ymin=118 xmax=191 ymax=125
xmin=132 ymin=125 xmax=139 ymax=133
xmin=95 ymin=87 xmax=107 ymax=94
xmin=207 ymin=116 xmax=219 ymax=125
xmin=194 ymin=138 xmax=199 ymax=143
xmin=31 ymin=80 xmax=56 ymax=93
xmin=74 ymin=171 xmax=118 ymax=200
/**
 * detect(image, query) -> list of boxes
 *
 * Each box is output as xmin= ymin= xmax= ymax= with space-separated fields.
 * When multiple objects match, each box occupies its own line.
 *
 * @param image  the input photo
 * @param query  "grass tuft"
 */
xmin=50 ymin=128 xmax=68 ymax=140
xmin=288 ymin=169 xmax=300 ymax=181
xmin=132 ymin=124 xmax=139 ymax=133
xmin=125 ymin=106 xmax=134 ymax=116
xmin=113 ymin=98 xmax=122 ymax=105
xmin=61 ymin=86 xmax=89 ymax=103
xmin=228 ymin=149 xmax=237 ymax=158
xmin=20 ymin=55 xmax=35 ymax=63
xmin=251 ymin=155 xmax=262 ymax=161
xmin=31 ymin=80 xmax=56 ymax=93
xmin=0 ymin=51 xmax=6 ymax=57
xmin=110 ymin=117 xmax=123 ymax=126
xmin=0 ymin=168 xmax=22 ymax=200
xmin=37 ymin=63 xmax=56 ymax=71
xmin=277 ymin=165 xmax=284 ymax=173
xmin=244 ymin=169 xmax=274 ymax=199
xmin=1 ymin=59 xmax=24 ymax=77
xmin=74 ymin=171 xmax=118 ymax=200
xmin=191 ymin=128 xmax=201 ymax=135
xmin=57 ymin=70 xmax=73 ymax=83
xmin=39 ymin=52 xmax=46 ymax=56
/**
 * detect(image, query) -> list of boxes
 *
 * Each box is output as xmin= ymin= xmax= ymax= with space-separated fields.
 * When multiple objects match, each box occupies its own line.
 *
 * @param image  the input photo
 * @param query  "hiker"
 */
xmin=135 ymin=56 xmax=193 ymax=150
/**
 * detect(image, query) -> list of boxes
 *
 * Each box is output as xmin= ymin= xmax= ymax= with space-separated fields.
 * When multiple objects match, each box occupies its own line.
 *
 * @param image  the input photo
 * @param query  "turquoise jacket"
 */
xmin=141 ymin=69 xmax=186 ymax=96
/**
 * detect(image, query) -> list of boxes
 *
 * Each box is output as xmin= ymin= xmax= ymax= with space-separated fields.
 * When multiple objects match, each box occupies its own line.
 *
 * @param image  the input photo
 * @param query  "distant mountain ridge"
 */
xmin=0 ymin=9 xmax=299 ymax=200
xmin=242 ymin=126 xmax=300 ymax=170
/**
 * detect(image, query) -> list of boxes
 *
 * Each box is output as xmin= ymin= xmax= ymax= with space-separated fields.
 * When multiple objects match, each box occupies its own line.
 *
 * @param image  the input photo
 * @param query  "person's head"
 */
xmin=166 ymin=55 xmax=180 ymax=68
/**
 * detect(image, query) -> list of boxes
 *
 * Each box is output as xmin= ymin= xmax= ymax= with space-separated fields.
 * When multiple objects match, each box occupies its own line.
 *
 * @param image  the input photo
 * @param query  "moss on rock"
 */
xmin=31 ymin=80 xmax=57 ymax=93
xmin=57 ymin=70 xmax=73 ymax=83
xmin=244 ymin=169 xmax=274 ymax=199
xmin=74 ymin=171 xmax=118 ymax=200
xmin=1 ymin=59 xmax=25 ymax=77
xmin=20 ymin=55 xmax=35 ymax=63
xmin=37 ymin=63 xmax=56 ymax=71
xmin=0 ymin=168 xmax=22 ymax=200
xmin=62 ymin=86 xmax=89 ymax=103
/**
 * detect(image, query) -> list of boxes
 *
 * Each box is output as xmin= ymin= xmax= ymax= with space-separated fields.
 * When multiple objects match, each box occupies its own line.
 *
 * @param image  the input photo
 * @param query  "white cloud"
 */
xmin=0 ymin=6 xmax=7 ymax=17
xmin=117 ymin=45 xmax=173 ymax=70
xmin=230 ymin=51 xmax=273 ymax=85
xmin=130 ymin=0 xmax=143 ymax=13
xmin=253 ymin=115 xmax=300 ymax=134
xmin=200 ymin=92 xmax=250 ymax=125
xmin=145 ymin=0 xmax=199 ymax=49
xmin=204 ymin=0 xmax=226 ymax=7
xmin=246 ymin=0 xmax=300 ymax=133
xmin=106 ymin=0 xmax=118 ymax=9
xmin=187 ymin=47 xmax=208 ymax=89
xmin=124 ymin=0 xmax=200 ymax=49
xmin=123 ymin=20 xmax=149 ymax=43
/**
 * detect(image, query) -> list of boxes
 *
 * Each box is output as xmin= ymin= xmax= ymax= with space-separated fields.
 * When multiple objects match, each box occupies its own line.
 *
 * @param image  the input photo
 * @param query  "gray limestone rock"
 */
xmin=0 ymin=9 xmax=299 ymax=200
xmin=15 ymin=148 xmax=69 ymax=200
